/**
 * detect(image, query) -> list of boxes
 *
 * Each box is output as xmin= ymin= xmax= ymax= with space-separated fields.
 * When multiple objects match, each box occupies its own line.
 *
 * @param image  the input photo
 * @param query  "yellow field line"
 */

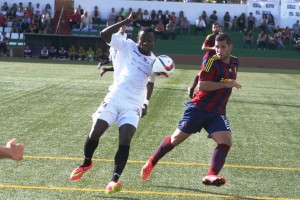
xmin=24 ymin=155 xmax=300 ymax=171
xmin=0 ymin=184 xmax=299 ymax=200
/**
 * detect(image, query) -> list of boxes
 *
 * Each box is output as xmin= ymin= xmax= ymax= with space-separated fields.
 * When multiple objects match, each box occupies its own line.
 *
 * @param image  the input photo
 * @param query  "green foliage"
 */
xmin=0 ymin=60 xmax=299 ymax=199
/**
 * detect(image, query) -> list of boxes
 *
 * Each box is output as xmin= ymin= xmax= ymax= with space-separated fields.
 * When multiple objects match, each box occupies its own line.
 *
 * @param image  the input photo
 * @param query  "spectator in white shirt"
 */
xmin=195 ymin=16 xmax=206 ymax=36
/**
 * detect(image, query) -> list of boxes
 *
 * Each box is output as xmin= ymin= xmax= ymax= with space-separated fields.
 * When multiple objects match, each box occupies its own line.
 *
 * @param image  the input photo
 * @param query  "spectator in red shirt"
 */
xmin=0 ymin=12 xmax=7 ymax=28
xmin=70 ymin=9 xmax=81 ymax=29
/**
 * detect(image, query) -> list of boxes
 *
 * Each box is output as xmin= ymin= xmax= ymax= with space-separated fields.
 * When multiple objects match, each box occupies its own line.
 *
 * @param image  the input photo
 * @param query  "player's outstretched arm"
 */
xmin=100 ymin=11 xmax=139 ymax=44
xmin=0 ymin=138 xmax=25 ymax=161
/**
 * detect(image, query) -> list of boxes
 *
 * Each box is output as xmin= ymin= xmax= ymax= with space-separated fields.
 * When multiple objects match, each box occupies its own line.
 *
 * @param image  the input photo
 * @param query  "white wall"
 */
xmin=74 ymin=0 xmax=247 ymax=26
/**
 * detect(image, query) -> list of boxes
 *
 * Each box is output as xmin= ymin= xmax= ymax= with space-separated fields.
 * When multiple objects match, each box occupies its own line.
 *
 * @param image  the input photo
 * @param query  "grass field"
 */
xmin=0 ymin=59 xmax=299 ymax=200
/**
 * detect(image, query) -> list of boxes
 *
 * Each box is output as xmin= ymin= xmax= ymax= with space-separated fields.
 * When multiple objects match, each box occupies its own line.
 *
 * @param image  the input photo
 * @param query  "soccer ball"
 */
xmin=152 ymin=55 xmax=175 ymax=77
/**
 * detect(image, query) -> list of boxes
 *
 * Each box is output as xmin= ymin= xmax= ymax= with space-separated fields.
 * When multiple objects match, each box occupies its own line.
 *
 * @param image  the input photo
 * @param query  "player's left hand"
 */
xmin=142 ymin=104 xmax=148 ymax=118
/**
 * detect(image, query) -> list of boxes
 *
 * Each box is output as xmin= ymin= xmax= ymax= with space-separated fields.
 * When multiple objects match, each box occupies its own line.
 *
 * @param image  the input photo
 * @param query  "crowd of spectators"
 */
xmin=0 ymin=2 xmax=52 ymax=34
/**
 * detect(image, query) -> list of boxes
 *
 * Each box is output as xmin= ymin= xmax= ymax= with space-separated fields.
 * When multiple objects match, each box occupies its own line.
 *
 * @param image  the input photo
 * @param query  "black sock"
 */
xmin=111 ymin=145 xmax=130 ymax=182
xmin=83 ymin=136 xmax=99 ymax=166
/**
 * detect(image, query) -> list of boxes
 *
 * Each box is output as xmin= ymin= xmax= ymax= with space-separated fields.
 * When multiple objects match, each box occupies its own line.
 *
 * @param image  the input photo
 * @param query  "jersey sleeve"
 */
xmin=108 ymin=33 xmax=127 ymax=52
xmin=199 ymin=56 xmax=217 ymax=81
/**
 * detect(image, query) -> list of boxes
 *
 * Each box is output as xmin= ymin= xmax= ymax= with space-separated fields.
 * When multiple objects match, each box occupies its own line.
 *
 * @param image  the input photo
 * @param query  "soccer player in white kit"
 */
xmin=70 ymin=11 xmax=157 ymax=195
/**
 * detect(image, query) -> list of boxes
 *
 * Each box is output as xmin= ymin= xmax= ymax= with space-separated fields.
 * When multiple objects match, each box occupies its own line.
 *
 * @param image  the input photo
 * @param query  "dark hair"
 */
xmin=216 ymin=33 xmax=231 ymax=45
xmin=213 ymin=22 xmax=219 ymax=27
xmin=138 ymin=27 xmax=155 ymax=36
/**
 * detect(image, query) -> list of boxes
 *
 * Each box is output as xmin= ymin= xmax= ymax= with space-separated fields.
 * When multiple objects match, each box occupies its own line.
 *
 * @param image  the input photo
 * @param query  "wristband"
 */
xmin=144 ymin=99 xmax=149 ymax=106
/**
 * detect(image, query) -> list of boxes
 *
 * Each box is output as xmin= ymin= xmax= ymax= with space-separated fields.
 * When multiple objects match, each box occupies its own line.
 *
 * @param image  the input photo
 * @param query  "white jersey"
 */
xmin=109 ymin=31 xmax=127 ymax=63
xmin=105 ymin=33 xmax=156 ymax=106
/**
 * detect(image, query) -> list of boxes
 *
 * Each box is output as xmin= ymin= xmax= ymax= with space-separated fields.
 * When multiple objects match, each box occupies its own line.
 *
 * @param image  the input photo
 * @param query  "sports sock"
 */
xmin=112 ymin=145 xmax=130 ymax=182
xmin=149 ymin=135 xmax=175 ymax=166
xmin=105 ymin=67 xmax=114 ymax=71
xmin=83 ymin=136 xmax=99 ymax=166
xmin=189 ymin=74 xmax=199 ymax=90
xmin=207 ymin=144 xmax=230 ymax=176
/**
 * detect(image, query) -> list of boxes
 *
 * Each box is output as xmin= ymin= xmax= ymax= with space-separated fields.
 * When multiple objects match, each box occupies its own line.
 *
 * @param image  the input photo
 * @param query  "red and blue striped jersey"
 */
xmin=203 ymin=33 xmax=217 ymax=60
xmin=190 ymin=55 xmax=239 ymax=114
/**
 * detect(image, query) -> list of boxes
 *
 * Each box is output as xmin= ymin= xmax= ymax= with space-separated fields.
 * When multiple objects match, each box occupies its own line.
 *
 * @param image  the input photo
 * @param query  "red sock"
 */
xmin=207 ymin=144 xmax=230 ymax=176
xmin=149 ymin=136 xmax=174 ymax=166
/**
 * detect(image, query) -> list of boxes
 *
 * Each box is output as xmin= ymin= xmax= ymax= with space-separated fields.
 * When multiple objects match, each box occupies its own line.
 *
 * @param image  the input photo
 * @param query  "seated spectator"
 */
xmin=295 ymin=34 xmax=300 ymax=50
xmin=58 ymin=46 xmax=68 ymax=59
xmin=155 ymin=20 xmax=165 ymax=39
xmin=164 ymin=20 xmax=176 ymax=40
xmin=29 ymin=20 xmax=39 ymax=33
xmin=106 ymin=16 xmax=115 ymax=27
xmin=70 ymin=9 xmax=81 ymax=29
xmin=68 ymin=45 xmax=78 ymax=60
xmin=23 ymin=8 xmax=33 ymax=19
xmin=11 ymin=18 xmax=20 ymax=33
xmin=118 ymin=7 xmax=127 ymax=19
xmin=80 ymin=11 xmax=92 ymax=30
xmin=95 ymin=48 xmax=109 ymax=63
xmin=77 ymin=46 xmax=86 ymax=61
xmin=40 ymin=10 xmax=50 ymax=34
xmin=34 ymin=3 xmax=42 ymax=15
xmin=180 ymin=17 xmax=190 ymax=35
xmin=26 ymin=2 xmax=34 ymax=13
xmin=85 ymin=47 xmax=94 ymax=62
xmin=257 ymin=30 xmax=267 ymax=50
xmin=150 ymin=10 xmax=157 ymax=28
xmin=20 ymin=17 xmax=30 ymax=33
xmin=40 ymin=46 xmax=49 ymax=59
xmin=247 ymin=12 xmax=256 ymax=30
xmin=1 ymin=2 xmax=9 ymax=15
xmin=91 ymin=6 xmax=101 ymax=24
xmin=282 ymin=26 xmax=292 ymax=45
xmin=243 ymin=28 xmax=253 ymax=49
xmin=195 ymin=16 xmax=206 ymax=36
xmin=0 ymin=32 xmax=8 ymax=57
xmin=49 ymin=46 xmax=57 ymax=59
xmin=142 ymin=9 xmax=150 ymax=27
xmin=7 ymin=3 xmax=17 ymax=21
xmin=108 ymin=7 xmax=117 ymax=20
xmin=268 ymin=33 xmax=277 ymax=50
xmin=24 ymin=46 xmax=32 ymax=58
xmin=0 ymin=13 xmax=7 ymax=29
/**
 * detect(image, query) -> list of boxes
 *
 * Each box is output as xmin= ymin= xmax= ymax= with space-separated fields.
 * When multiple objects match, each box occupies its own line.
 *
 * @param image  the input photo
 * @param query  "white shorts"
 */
xmin=92 ymin=97 xmax=142 ymax=128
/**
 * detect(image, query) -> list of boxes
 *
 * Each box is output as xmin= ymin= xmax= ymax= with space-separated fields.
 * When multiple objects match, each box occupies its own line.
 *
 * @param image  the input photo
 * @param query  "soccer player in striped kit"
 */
xmin=141 ymin=33 xmax=241 ymax=187
xmin=188 ymin=22 xmax=220 ymax=99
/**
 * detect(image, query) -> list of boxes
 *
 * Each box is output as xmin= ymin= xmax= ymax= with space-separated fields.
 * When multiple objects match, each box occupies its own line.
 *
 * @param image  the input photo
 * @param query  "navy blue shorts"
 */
xmin=178 ymin=103 xmax=231 ymax=137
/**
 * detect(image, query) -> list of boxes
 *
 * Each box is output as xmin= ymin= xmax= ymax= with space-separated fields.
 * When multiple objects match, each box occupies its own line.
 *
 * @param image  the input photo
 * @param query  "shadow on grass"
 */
xmin=156 ymin=185 xmax=259 ymax=200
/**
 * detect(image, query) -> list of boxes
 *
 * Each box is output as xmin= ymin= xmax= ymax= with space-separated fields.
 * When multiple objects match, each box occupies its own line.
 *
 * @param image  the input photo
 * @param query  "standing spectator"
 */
xmin=91 ymin=6 xmax=101 ymax=24
xmin=58 ymin=46 xmax=68 ymax=59
xmin=177 ymin=11 xmax=185 ymax=28
xmin=180 ymin=17 xmax=190 ymax=35
xmin=260 ymin=14 xmax=268 ymax=32
xmin=34 ymin=3 xmax=42 ymax=15
xmin=209 ymin=10 xmax=218 ymax=27
xmin=292 ymin=20 xmax=300 ymax=39
xmin=231 ymin=16 xmax=238 ymax=32
xmin=85 ymin=47 xmax=95 ymax=62
xmin=247 ymin=12 xmax=256 ymax=30
xmin=49 ymin=46 xmax=57 ymax=59
xmin=24 ymin=46 xmax=32 ymax=58
xmin=44 ymin=3 xmax=52 ymax=17
xmin=267 ymin=14 xmax=275 ymax=32
xmin=243 ymin=28 xmax=253 ymax=49
xmin=68 ymin=45 xmax=78 ymax=60
xmin=195 ymin=16 xmax=206 ymax=36
xmin=39 ymin=46 xmax=49 ymax=59
xmin=80 ymin=11 xmax=92 ymax=30
xmin=0 ymin=32 xmax=8 ymax=57
xmin=201 ymin=11 xmax=208 ymax=27
xmin=0 ymin=138 xmax=24 ymax=161
xmin=141 ymin=34 xmax=241 ymax=188
xmin=26 ymin=2 xmax=34 ymax=14
xmin=223 ymin=12 xmax=230 ymax=32
xmin=40 ymin=10 xmax=50 ymax=34
xmin=237 ymin=13 xmax=246 ymax=32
